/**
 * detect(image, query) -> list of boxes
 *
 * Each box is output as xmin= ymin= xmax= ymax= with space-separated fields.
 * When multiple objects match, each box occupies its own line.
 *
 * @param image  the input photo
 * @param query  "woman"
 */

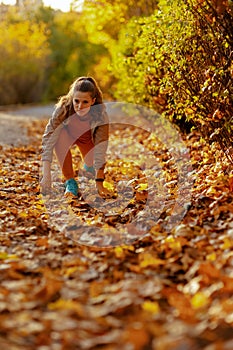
xmin=40 ymin=76 xmax=110 ymax=198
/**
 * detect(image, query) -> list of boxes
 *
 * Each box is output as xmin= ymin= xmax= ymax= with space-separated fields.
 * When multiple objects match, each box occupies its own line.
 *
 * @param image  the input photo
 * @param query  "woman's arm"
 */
xmin=40 ymin=161 xmax=51 ymax=194
xmin=40 ymin=106 xmax=67 ymax=194
xmin=41 ymin=106 xmax=66 ymax=163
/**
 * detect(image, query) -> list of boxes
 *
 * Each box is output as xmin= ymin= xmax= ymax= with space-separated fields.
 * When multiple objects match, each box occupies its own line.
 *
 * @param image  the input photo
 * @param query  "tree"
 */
xmin=33 ymin=7 xmax=107 ymax=100
xmin=0 ymin=11 xmax=50 ymax=104
xmin=76 ymin=0 xmax=158 ymax=97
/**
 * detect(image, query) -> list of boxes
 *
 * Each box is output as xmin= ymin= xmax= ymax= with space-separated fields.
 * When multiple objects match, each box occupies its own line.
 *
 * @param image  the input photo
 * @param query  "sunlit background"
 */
xmin=1 ymin=0 xmax=76 ymax=11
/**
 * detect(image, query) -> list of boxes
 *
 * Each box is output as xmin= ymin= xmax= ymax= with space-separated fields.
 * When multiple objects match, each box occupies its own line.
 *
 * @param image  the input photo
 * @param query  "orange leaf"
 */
xmin=36 ymin=237 xmax=49 ymax=248
xmin=123 ymin=326 xmax=150 ymax=350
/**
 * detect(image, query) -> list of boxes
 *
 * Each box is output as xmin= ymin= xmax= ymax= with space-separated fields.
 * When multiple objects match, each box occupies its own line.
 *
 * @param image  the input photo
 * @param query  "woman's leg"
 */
xmin=76 ymin=139 xmax=94 ymax=168
xmin=55 ymin=127 xmax=75 ymax=180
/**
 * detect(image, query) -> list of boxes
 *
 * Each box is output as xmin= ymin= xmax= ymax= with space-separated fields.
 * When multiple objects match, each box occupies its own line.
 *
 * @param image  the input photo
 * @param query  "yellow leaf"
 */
xmin=114 ymin=246 xmax=124 ymax=258
xmin=142 ymin=301 xmax=160 ymax=314
xmin=206 ymin=186 xmax=217 ymax=195
xmin=122 ymin=245 xmax=135 ymax=251
xmin=137 ymin=183 xmax=148 ymax=191
xmin=206 ymin=252 xmax=216 ymax=261
xmin=165 ymin=236 xmax=175 ymax=243
xmin=140 ymin=253 xmax=165 ymax=268
xmin=103 ymin=181 xmax=114 ymax=191
xmin=165 ymin=236 xmax=181 ymax=252
xmin=48 ymin=299 xmax=84 ymax=316
xmin=0 ymin=252 xmax=10 ymax=260
xmin=191 ymin=292 xmax=209 ymax=309
xmin=169 ymin=241 xmax=182 ymax=252
xmin=221 ymin=238 xmax=232 ymax=250
xmin=0 ymin=252 xmax=18 ymax=260
xmin=19 ymin=211 xmax=28 ymax=218
xmin=35 ymin=203 xmax=45 ymax=210
xmin=64 ymin=266 xmax=79 ymax=277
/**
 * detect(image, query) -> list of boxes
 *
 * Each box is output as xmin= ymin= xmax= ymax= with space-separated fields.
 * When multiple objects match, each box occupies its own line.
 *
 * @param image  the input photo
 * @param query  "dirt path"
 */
xmin=0 ymin=102 xmax=152 ymax=147
xmin=0 ymin=104 xmax=54 ymax=146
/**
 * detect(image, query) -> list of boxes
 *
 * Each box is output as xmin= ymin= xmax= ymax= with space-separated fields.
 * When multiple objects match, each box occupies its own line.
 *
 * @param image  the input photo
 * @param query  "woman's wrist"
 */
xmin=42 ymin=161 xmax=51 ymax=177
xmin=96 ymin=168 xmax=105 ymax=179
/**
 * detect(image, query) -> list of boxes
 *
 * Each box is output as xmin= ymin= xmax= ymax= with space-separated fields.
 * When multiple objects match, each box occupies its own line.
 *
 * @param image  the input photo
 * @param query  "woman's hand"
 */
xmin=40 ymin=175 xmax=51 ymax=195
xmin=95 ymin=180 xmax=112 ymax=199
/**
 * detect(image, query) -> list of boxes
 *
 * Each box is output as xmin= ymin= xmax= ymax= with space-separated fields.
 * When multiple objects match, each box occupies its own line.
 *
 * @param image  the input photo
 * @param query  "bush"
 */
xmin=110 ymin=0 xmax=233 ymax=160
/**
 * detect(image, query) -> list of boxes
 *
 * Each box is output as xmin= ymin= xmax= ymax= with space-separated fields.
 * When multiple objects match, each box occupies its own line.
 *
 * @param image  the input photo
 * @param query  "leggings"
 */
xmin=55 ymin=127 xmax=94 ymax=180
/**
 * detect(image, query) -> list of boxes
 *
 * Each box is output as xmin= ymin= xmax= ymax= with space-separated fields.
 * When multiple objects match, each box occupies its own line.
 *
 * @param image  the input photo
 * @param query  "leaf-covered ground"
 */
xmin=0 ymin=111 xmax=233 ymax=350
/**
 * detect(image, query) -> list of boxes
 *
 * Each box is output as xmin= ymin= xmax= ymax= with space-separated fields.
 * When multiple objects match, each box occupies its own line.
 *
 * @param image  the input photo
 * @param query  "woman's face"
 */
xmin=73 ymin=91 xmax=96 ymax=117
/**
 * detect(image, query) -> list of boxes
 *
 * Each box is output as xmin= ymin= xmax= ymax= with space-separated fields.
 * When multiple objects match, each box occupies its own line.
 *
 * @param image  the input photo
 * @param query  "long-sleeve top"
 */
xmin=41 ymin=104 xmax=109 ymax=170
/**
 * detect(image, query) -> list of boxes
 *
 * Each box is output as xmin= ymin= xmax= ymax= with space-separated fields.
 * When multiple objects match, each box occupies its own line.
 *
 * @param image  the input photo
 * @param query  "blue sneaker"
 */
xmin=83 ymin=163 xmax=95 ymax=175
xmin=64 ymin=178 xmax=78 ymax=196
